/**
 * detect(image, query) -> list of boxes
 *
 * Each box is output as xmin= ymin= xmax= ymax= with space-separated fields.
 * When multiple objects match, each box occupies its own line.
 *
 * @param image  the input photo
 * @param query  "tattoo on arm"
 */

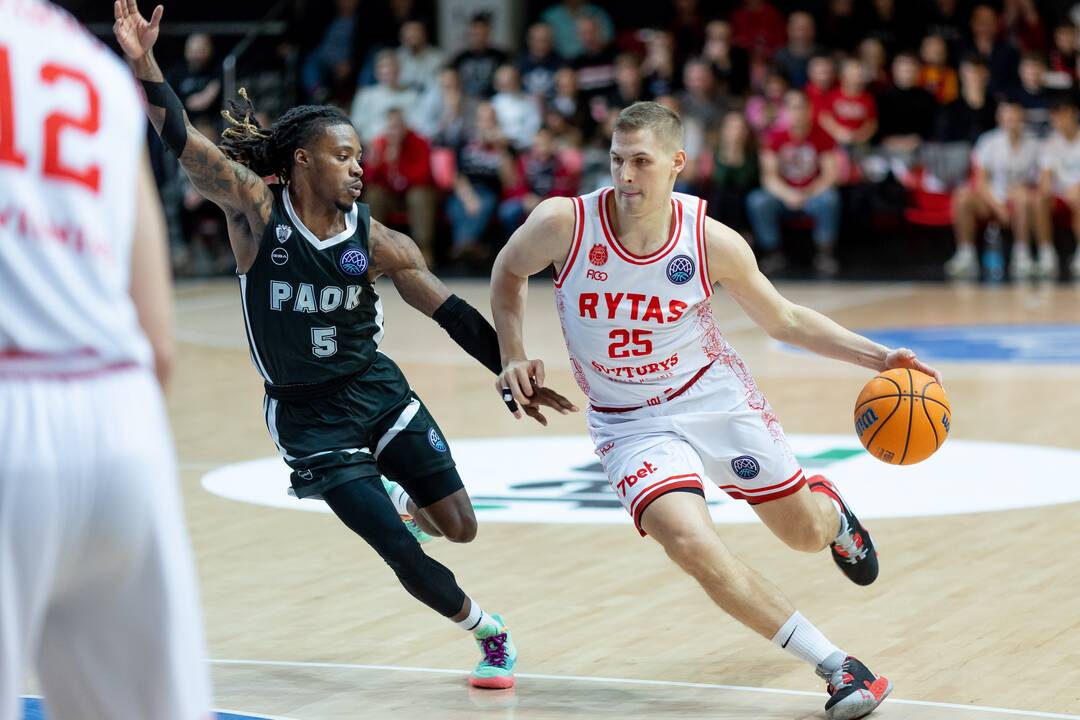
xmin=133 ymin=53 xmax=270 ymax=220
xmin=179 ymin=137 xmax=268 ymax=212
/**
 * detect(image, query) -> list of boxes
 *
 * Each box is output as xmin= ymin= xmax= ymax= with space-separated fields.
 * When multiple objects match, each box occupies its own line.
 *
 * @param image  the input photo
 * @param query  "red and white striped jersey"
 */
xmin=554 ymin=186 xmax=730 ymax=409
xmin=0 ymin=0 xmax=151 ymax=374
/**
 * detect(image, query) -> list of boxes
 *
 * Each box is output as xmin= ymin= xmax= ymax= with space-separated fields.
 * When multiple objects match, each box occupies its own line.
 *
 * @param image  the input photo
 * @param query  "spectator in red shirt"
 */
xmin=820 ymin=57 xmax=878 ymax=146
xmin=805 ymin=53 xmax=837 ymax=117
xmin=731 ymin=0 xmax=786 ymax=62
xmin=362 ymin=108 xmax=438 ymax=266
xmin=746 ymin=90 xmax=842 ymax=275
xmin=497 ymin=127 xmax=579 ymax=233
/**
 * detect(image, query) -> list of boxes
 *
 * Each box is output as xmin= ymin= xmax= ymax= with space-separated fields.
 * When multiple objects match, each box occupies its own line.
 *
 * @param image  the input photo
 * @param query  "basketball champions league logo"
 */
xmin=339 ymin=247 xmax=368 ymax=276
xmin=666 ymin=254 xmax=695 ymax=284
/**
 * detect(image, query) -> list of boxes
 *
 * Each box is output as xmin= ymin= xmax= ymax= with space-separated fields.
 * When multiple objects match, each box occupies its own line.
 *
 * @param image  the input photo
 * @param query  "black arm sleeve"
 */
xmin=432 ymin=294 xmax=502 ymax=375
xmin=140 ymin=79 xmax=188 ymax=157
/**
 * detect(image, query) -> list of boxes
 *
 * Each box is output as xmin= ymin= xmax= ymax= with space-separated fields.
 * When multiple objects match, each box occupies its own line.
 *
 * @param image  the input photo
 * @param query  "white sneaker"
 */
xmin=1035 ymin=246 xmax=1059 ymax=279
xmin=944 ymin=249 xmax=978 ymax=279
xmin=1010 ymin=246 xmax=1033 ymax=279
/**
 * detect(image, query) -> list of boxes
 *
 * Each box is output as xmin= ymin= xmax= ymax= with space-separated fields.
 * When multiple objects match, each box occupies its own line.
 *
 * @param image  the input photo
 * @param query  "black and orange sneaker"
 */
xmin=808 ymin=476 xmax=879 ymax=586
xmin=818 ymin=655 xmax=892 ymax=720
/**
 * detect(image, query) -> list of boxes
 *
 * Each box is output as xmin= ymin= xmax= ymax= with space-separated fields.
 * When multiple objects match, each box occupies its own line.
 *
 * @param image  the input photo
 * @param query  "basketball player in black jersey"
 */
xmin=114 ymin=0 xmax=576 ymax=687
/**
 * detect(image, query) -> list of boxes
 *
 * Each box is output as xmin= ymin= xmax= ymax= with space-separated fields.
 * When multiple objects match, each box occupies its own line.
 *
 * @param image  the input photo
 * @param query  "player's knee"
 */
xmin=779 ymin=521 xmax=830 ymax=553
xmin=660 ymin=528 xmax=723 ymax=574
xmin=438 ymin=511 xmax=477 ymax=543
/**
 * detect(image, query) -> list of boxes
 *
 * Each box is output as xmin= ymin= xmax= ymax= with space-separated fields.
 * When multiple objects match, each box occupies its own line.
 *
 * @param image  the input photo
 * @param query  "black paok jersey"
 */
xmin=239 ymin=185 xmax=382 ymax=386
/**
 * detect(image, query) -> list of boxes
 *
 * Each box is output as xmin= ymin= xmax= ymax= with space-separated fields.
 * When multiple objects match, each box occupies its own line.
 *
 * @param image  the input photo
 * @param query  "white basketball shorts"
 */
xmin=0 ymin=368 xmax=210 ymax=720
xmin=587 ymin=359 xmax=805 ymax=535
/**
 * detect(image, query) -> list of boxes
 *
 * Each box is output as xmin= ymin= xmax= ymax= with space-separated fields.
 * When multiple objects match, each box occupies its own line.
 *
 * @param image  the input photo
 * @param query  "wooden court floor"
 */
xmin=162 ymin=278 xmax=1080 ymax=719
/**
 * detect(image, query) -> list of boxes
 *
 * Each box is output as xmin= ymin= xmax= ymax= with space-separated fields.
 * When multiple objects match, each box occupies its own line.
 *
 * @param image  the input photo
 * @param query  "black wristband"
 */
xmin=140 ymin=79 xmax=187 ymax=157
xmin=432 ymin=295 xmax=502 ymax=375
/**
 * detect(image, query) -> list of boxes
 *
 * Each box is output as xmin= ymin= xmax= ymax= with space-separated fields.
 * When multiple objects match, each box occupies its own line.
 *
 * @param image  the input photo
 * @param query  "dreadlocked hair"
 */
xmin=220 ymin=88 xmax=353 ymax=183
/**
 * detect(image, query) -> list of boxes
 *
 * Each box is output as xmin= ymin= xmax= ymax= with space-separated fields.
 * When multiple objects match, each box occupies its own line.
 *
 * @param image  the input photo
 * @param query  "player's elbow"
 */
xmin=765 ymin=304 xmax=801 ymax=342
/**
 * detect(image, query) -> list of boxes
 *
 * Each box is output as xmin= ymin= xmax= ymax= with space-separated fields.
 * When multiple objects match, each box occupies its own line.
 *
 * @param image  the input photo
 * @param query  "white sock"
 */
xmin=455 ymin=598 xmax=487 ymax=633
xmin=384 ymin=478 xmax=411 ymax=516
xmin=772 ymin=611 xmax=846 ymax=677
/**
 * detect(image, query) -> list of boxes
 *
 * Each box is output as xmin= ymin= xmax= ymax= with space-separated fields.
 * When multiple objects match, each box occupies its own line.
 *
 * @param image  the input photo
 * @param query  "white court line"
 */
xmin=209 ymin=658 xmax=1080 ymax=719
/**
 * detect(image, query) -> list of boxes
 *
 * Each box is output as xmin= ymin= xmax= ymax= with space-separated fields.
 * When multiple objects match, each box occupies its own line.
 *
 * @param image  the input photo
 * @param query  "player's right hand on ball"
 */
xmin=496 ymin=358 xmax=546 ymax=417
xmin=113 ymin=1 xmax=164 ymax=60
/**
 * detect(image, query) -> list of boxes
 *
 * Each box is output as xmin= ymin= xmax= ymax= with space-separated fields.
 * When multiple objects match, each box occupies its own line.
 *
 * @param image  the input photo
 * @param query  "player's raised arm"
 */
xmin=113 ymin=1 xmax=271 ymax=268
xmin=704 ymin=217 xmax=943 ymax=383
xmin=490 ymin=196 xmax=575 ymax=408
xmin=370 ymin=219 xmax=577 ymax=424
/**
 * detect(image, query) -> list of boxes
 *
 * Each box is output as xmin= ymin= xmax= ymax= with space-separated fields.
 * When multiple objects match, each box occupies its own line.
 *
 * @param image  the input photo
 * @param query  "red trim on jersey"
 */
xmin=0 ymin=348 xmax=98 ymax=359
xmin=744 ymin=476 xmax=807 ymax=505
xmin=631 ymin=473 xmax=705 ymax=536
xmin=554 ymin=196 xmax=585 ymax=288
xmin=719 ymin=470 xmax=806 ymax=503
xmin=695 ymin=197 xmax=711 ymax=297
xmin=590 ymin=360 xmax=715 ymax=413
xmin=598 ymin=188 xmax=682 ymax=265
xmin=0 ymin=360 xmax=139 ymax=380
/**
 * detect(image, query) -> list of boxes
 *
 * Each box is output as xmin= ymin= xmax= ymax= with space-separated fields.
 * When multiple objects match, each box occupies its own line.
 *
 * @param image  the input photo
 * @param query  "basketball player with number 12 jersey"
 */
xmin=0 ymin=2 xmax=210 ymax=719
xmin=492 ymin=102 xmax=944 ymax=720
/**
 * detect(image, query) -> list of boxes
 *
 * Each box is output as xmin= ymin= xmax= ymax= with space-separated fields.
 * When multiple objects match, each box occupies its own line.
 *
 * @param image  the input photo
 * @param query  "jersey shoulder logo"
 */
xmin=339 ymin=247 xmax=368 ymax=276
xmin=275 ymin=224 xmax=292 ymax=243
xmin=588 ymin=243 xmax=608 ymax=266
xmin=666 ymin=254 xmax=696 ymax=285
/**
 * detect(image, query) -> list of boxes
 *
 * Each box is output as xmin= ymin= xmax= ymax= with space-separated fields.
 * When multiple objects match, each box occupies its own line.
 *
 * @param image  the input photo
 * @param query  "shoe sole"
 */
xmin=827 ymin=678 xmax=893 ymax=720
xmin=469 ymin=675 xmax=515 ymax=689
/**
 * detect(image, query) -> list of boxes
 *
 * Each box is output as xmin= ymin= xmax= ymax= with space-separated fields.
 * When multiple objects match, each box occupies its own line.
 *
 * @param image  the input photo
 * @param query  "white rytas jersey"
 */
xmin=554 ymin=187 xmax=734 ymax=410
xmin=0 ymin=0 xmax=150 ymax=373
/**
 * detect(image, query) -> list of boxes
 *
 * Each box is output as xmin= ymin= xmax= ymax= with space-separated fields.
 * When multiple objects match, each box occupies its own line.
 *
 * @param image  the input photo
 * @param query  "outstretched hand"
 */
xmin=884 ymin=348 xmax=942 ymax=385
xmin=113 ymin=0 xmax=163 ymax=61
xmin=519 ymin=385 xmax=580 ymax=426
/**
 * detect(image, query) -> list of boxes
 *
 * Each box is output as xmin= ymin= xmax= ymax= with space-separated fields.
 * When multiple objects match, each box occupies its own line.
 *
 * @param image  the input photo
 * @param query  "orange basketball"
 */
xmin=854 ymin=368 xmax=951 ymax=465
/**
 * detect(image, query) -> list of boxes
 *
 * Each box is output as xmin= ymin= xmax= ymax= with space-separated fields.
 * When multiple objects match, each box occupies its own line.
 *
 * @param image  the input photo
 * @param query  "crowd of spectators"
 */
xmin=164 ymin=0 xmax=1080 ymax=280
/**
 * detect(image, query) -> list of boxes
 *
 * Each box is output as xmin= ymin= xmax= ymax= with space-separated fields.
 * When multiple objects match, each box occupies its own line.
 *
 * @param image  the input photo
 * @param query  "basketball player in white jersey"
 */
xmin=0 ymin=2 xmax=211 ymax=718
xmin=491 ymin=102 xmax=943 ymax=720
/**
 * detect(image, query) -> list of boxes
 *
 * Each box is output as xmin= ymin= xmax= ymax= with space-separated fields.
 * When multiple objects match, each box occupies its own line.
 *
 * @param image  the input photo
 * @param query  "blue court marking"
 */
xmin=786 ymin=324 xmax=1080 ymax=364
xmin=21 ymin=697 xmax=271 ymax=720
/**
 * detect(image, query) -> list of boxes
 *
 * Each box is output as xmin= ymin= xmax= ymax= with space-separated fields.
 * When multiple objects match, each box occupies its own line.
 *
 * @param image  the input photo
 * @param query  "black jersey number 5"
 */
xmin=311 ymin=327 xmax=338 ymax=358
